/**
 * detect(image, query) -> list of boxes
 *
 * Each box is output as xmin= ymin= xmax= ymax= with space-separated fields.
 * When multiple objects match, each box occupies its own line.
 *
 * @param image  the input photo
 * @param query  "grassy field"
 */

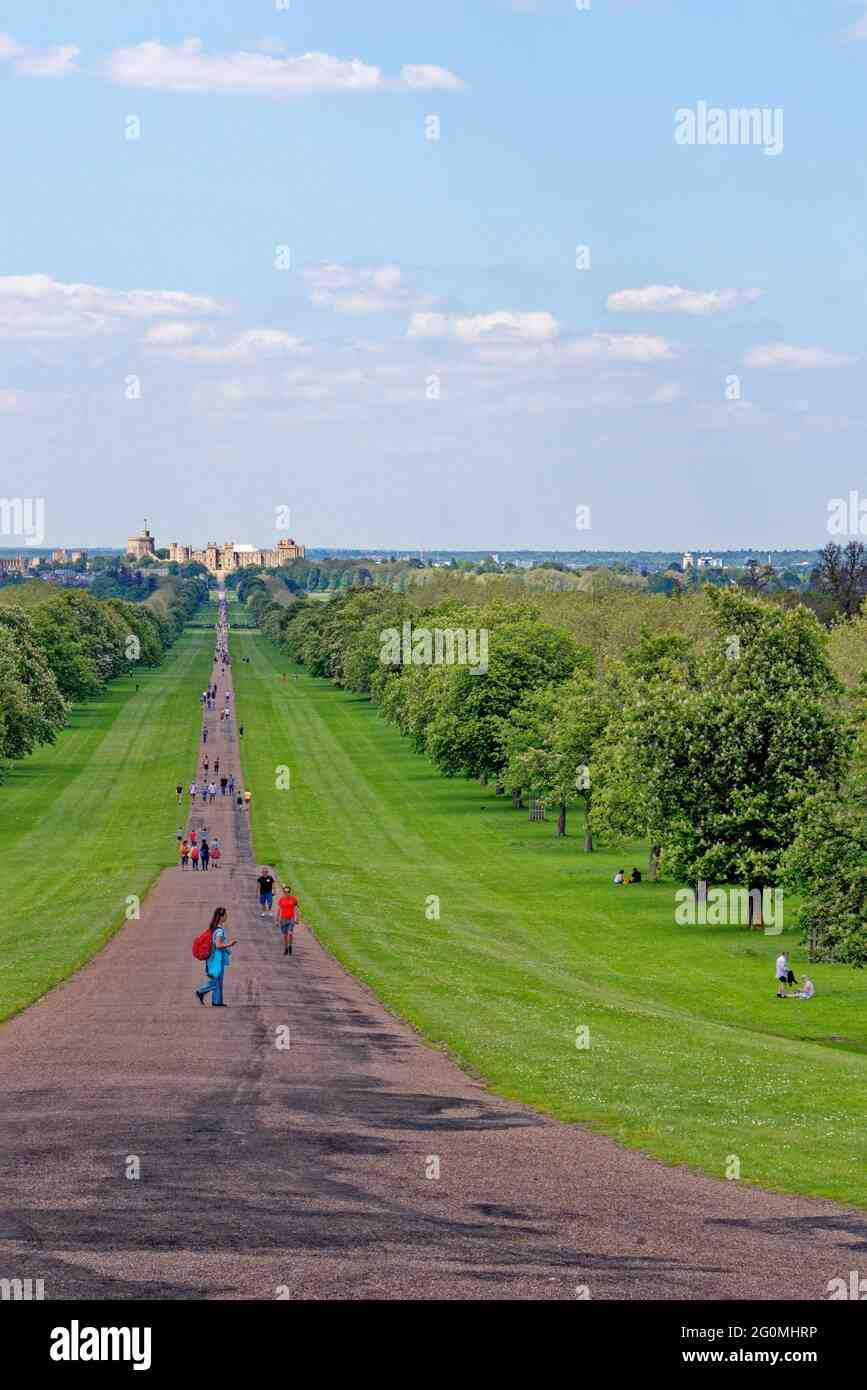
xmin=231 ymin=628 xmax=867 ymax=1207
xmin=0 ymin=629 xmax=212 ymax=1023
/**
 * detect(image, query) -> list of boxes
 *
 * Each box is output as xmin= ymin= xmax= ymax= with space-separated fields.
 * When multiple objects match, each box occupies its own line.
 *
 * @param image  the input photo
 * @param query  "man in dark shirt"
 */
xmin=257 ymin=868 xmax=275 ymax=916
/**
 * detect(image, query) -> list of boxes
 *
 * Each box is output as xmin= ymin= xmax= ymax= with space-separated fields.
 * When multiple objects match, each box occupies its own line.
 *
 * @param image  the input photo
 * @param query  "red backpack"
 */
xmin=192 ymin=928 xmax=213 ymax=961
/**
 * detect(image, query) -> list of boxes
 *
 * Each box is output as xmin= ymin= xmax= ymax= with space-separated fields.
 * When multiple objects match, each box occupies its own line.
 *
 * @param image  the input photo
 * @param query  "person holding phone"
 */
xmin=196 ymin=908 xmax=236 ymax=1007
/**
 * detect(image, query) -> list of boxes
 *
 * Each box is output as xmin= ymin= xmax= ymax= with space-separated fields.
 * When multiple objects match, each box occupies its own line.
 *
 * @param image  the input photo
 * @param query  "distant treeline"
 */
xmin=0 ymin=576 xmax=206 ymax=777
xmin=255 ymin=573 xmax=867 ymax=967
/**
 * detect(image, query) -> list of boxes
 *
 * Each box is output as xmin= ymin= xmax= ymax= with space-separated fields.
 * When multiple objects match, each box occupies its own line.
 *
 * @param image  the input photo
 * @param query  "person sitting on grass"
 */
xmin=780 ymin=976 xmax=815 ymax=1001
xmin=613 ymin=869 xmax=624 ymax=885
xmin=631 ymin=867 xmax=642 ymax=884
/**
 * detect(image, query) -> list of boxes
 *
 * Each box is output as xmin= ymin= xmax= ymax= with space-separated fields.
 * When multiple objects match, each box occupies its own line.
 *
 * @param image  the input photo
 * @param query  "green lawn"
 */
xmin=0 ymin=630 xmax=212 ymax=1023
xmin=232 ymin=629 xmax=867 ymax=1207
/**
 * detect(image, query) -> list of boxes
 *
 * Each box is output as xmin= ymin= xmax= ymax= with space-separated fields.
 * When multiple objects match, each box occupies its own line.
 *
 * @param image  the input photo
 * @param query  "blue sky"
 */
xmin=1 ymin=0 xmax=866 ymax=550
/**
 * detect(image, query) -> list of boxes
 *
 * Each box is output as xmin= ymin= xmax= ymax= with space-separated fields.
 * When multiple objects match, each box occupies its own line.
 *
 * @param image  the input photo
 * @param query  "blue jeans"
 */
xmin=198 ymin=972 xmax=224 ymax=1005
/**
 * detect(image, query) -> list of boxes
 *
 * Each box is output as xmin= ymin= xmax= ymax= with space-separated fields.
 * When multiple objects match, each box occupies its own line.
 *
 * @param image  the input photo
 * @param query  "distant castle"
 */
xmin=126 ymin=523 xmax=305 ymax=576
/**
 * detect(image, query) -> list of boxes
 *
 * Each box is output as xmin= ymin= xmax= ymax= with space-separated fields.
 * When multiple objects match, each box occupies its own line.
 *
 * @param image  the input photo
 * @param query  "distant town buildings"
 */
xmin=126 ymin=526 xmax=157 ymax=561
xmin=682 ymin=551 xmax=724 ymax=570
xmin=167 ymin=537 xmax=306 ymax=575
xmin=123 ymin=523 xmax=305 ymax=576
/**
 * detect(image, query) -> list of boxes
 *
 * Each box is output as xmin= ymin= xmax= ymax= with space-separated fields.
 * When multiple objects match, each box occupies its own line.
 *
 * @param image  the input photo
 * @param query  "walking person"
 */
xmin=277 ymin=884 xmax=299 ymax=956
xmin=189 ymin=781 xmax=197 ymax=803
xmin=201 ymin=838 xmax=210 ymax=872
xmin=257 ymin=867 xmax=275 ymax=916
xmin=180 ymin=840 xmax=189 ymax=870
xmin=195 ymin=908 xmax=236 ymax=1008
xmin=176 ymin=782 xmax=184 ymax=806
xmin=220 ymin=775 xmax=228 ymax=796
xmin=203 ymin=727 xmax=208 ymax=745
xmin=209 ymin=781 xmax=218 ymax=802
xmin=211 ymin=843 xmax=221 ymax=869
xmin=228 ymin=775 xmax=235 ymax=795
xmin=191 ymin=844 xmax=200 ymax=871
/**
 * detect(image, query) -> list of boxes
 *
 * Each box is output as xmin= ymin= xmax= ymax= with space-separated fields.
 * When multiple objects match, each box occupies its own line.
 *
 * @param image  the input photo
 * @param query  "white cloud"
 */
xmin=844 ymin=11 xmax=867 ymax=40
xmin=742 ymin=342 xmax=854 ymax=369
xmin=0 ymin=274 xmax=225 ymax=339
xmin=104 ymin=39 xmax=464 ymax=96
xmin=408 ymin=310 xmax=560 ymax=343
xmin=0 ymin=32 xmax=79 ymax=78
xmin=649 ymin=382 xmax=682 ymax=404
xmin=144 ymin=321 xmax=204 ymax=344
xmin=607 ymin=285 xmax=763 ymax=315
xmin=564 ymin=333 xmax=675 ymax=363
xmin=305 ymin=264 xmax=435 ymax=315
xmin=164 ymin=329 xmax=310 ymax=363
xmin=0 ymin=388 xmax=42 ymax=412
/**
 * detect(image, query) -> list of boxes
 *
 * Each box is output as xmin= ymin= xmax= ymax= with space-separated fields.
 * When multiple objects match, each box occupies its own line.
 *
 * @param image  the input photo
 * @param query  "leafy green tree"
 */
xmin=0 ymin=610 xmax=66 ymax=766
xmin=499 ymin=673 xmax=609 ymax=844
xmin=783 ymin=788 xmax=867 ymax=966
xmin=592 ymin=590 xmax=848 ymax=920
xmin=425 ymin=621 xmax=587 ymax=783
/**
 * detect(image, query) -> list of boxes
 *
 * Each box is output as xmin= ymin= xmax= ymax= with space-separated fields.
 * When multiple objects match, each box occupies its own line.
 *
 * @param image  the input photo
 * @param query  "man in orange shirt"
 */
xmin=276 ymin=884 xmax=299 ymax=956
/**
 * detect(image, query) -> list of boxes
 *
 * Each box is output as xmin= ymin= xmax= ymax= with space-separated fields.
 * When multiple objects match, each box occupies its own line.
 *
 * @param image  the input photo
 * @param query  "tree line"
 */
xmin=0 ymin=576 xmax=206 ymax=778
xmin=253 ymin=577 xmax=867 ymax=966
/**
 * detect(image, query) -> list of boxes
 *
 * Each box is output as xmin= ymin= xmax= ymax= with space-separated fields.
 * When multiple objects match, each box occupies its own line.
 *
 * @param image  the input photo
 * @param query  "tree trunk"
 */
xmin=557 ymin=803 xmax=566 ymax=837
xmin=478 ymin=772 xmax=488 ymax=786
xmin=511 ymin=786 xmax=523 ymax=810
xmin=647 ymin=845 xmax=661 ymax=880
xmin=584 ymin=825 xmax=593 ymax=852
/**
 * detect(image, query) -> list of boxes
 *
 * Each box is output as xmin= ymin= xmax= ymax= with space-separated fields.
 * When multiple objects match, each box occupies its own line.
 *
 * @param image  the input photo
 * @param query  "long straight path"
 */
xmin=0 ymin=612 xmax=865 ymax=1299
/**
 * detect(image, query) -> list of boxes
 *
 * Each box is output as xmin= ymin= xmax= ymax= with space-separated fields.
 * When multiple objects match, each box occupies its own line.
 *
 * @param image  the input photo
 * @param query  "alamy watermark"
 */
xmin=675 ymin=102 xmax=783 ymax=158
xmin=827 ymin=492 xmax=867 ymax=537
xmin=0 ymin=496 xmax=45 ymax=546
xmin=675 ymin=883 xmax=783 ymax=933
xmin=380 ymin=622 xmax=489 ymax=674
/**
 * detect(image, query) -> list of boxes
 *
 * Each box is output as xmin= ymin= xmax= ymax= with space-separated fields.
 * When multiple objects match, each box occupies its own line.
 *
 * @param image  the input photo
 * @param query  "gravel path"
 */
xmin=0 ymin=644 xmax=863 ymax=1300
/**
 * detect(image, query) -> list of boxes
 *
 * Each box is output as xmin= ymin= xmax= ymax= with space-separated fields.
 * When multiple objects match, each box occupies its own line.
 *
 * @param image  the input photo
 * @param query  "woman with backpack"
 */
xmin=195 ymin=908 xmax=235 ymax=1007
xmin=191 ymin=844 xmax=200 ymax=870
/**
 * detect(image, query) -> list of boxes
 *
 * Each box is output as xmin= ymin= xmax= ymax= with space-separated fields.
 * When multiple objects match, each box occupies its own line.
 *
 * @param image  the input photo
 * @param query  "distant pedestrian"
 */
xmin=220 ymin=776 xmax=228 ymax=796
xmin=176 ymin=783 xmax=183 ymax=805
xmin=191 ymin=845 xmax=200 ymax=870
xmin=203 ymin=727 xmax=208 ymax=745
xmin=211 ymin=844 xmax=222 ymax=868
xmin=209 ymin=782 xmax=217 ymax=801
xmin=201 ymin=839 xmax=210 ymax=871
xmin=244 ymin=790 xmax=252 ymax=810
xmin=189 ymin=782 xmax=198 ymax=802
xmin=180 ymin=840 xmax=189 ymax=869
xmin=277 ymin=884 xmax=299 ymax=956
xmin=190 ymin=829 xmax=197 ymax=846
xmin=228 ymin=775 xmax=235 ymax=794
